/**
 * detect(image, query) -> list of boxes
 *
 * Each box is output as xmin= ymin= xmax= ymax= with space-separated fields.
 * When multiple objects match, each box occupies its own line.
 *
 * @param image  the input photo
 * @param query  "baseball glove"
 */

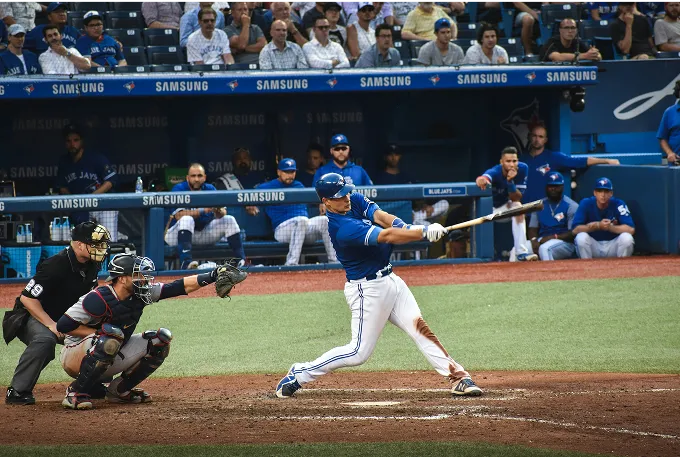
xmin=214 ymin=261 xmax=248 ymax=299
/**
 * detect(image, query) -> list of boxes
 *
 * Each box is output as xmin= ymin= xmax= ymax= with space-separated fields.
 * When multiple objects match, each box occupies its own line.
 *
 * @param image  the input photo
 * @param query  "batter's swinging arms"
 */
xmin=275 ymin=173 xmax=482 ymax=398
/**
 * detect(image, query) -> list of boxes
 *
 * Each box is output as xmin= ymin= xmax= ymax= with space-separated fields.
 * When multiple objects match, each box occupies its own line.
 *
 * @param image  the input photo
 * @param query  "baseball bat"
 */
xmin=444 ymin=200 xmax=544 ymax=231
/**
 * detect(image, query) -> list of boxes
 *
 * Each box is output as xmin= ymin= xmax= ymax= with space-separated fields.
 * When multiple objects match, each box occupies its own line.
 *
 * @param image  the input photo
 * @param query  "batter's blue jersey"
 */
xmin=572 ymin=196 xmax=635 ymax=241
xmin=327 ymin=192 xmax=392 ymax=280
xmin=168 ymin=181 xmax=217 ymax=231
xmin=520 ymin=149 xmax=588 ymax=203
xmin=76 ymin=34 xmax=126 ymax=67
xmin=529 ymin=196 xmax=578 ymax=237
xmin=481 ymin=162 xmax=528 ymax=208
xmin=313 ymin=162 xmax=373 ymax=188
xmin=56 ymin=152 xmax=117 ymax=194
xmin=26 ymin=24 xmax=80 ymax=53
xmin=257 ymin=178 xmax=308 ymax=229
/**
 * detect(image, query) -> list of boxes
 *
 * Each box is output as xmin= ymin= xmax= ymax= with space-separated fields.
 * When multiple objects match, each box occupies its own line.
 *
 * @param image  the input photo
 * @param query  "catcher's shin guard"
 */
xmin=114 ymin=328 xmax=172 ymax=395
xmin=71 ymin=324 xmax=124 ymax=394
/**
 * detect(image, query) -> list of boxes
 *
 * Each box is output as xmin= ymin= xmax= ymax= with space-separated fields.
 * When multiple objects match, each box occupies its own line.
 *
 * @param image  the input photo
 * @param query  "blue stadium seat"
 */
xmin=143 ymin=28 xmax=180 ymax=46
xmin=69 ymin=2 xmax=109 ymax=12
xmin=410 ymin=40 xmax=429 ymax=59
xmin=580 ymin=20 xmax=612 ymax=40
xmin=124 ymin=45 xmax=148 ymax=66
xmin=146 ymin=45 xmax=183 ymax=65
xmin=111 ymin=2 xmax=143 ymax=11
xmin=394 ymin=40 xmax=411 ymax=60
xmin=67 ymin=11 xmax=85 ymax=30
xmin=391 ymin=24 xmax=402 ymax=41
xmin=594 ymin=36 xmax=615 ymax=60
xmin=105 ymin=11 xmax=144 ymax=29
xmin=457 ymin=23 xmax=480 ymax=39
xmin=229 ymin=63 xmax=260 ymax=70
xmin=523 ymin=54 xmax=540 ymax=63
xmin=113 ymin=64 xmax=150 ymax=73
xmin=454 ymin=39 xmax=475 ymax=54
xmin=409 ymin=58 xmax=425 ymax=66
xmin=540 ymin=4 xmax=581 ymax=39
xmin=499 ymin=37 xmax=522 ymax=57
xmin=151 ymin=64 xmax=190 ymax=72
xmin=656 ymin=51 xmax=680 ymax=59
xmin=106 ymin=28 xmax=143 ymax=47
xmin=190 ymin=63 xmax=226 ymax=72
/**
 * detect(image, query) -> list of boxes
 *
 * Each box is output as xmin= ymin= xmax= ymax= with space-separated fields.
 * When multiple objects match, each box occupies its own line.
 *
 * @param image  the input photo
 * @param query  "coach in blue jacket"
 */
xmin=0 ymin=24 xmax=41 ymax=75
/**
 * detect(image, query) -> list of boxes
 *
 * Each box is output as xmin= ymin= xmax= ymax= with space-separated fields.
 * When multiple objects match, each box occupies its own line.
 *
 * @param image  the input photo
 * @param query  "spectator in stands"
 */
xmin=347 ymin=2 xmax=395 ymax=28
xmin=25 ymin=3 xmax=79 ymax=54
xmin=540 ymin=18 xmax=601 ymax=62
xmin=654 ymin=2 xmax=680 ymax=52
xmin=347 ymin=2 xmax=376 ymax=60
xmin=0 ymin=24 xmax=41 ymax=74
xmin=257 ymin=158 xmax=338 ymax=266
xmin=303 ymin=17 xmax=350 ymax=68
xmin=0 ymin=20 xmax=7 ymax=51
xmin=355 ymin=23 xmax=401 ymax=67
xmin=313 ymin=134 xmax=373 ymax=187
xmin=224 ymin=2 xmax=265 ymax=64
xmin=142 ymin=2 xmax=183 ymax=30
xmin=187 ymin=7 xmax=234 ymax=64
xmin=526 ymin=172 xmax=578 ymax=261
xmin=638 ymin=2 xmax=666 ymax=20
xmin=401 ymin=2 xmax=455 ymax=40
xmin=588 ymin=2 xmax=620 ymax=20
xmin=76 ymin=11 xmax=127 ymax=68
xmin=265 ymin=2 xmax=308 ymax=46
xmin=180 ymin=2 xmax=226 ymax=47
xmin=298 ymin=143 xmax=325 ymax=187
xmin=416 ymin=18 xmax=464 ymax=66
xmin=39 ymin=25 xmax=90 ymax=74
xmin=611 ymin=2 xmax=656 ymax=59
xmin=303 ymin=2 xmax=341 ymax=34
xmin=572 ymin=177 xmax=635 ymax=258
xmin=325 ymin=2 xmax=347 ymax=47
xmin=657 ymin=80 xmax=680 ymax=165
xmin=512 ymin=2 xmax=540 ymax=56
xmin=259 ymin=19 xmax=308 ymax=69
xmin=56 ymin=124 xmax=119 ymax=241
xmin=0 ymin=2 xmax=45 ymax=31
xmin=165 ymin=163 xmax=247 ymax=270
xmin=374 ymin=144 xmax=413 ymax=185
xmin=392 ymin=2 xmax=417 ymax=25
xmin=185 ymin=2 xmax=231 ymax=15
xmin=463 ymin=21 xmax=508 ymax=64
xmin=521 ymin=123 xmax=619 ymax=203
xmin=293 ymin=2 xmax=316 ymax=19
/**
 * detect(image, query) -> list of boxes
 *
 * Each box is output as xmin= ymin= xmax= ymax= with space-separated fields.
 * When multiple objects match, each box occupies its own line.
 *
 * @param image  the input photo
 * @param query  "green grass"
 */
xmin=0 ymin=443 xmax=609 ymax=457
xmin=1 ymin=277 xmax=678 ymax=386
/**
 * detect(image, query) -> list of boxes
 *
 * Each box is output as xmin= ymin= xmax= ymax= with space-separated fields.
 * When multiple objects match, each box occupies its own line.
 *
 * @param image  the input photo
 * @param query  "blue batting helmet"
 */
xmin=546 ymin=172 xmax=564 ymax=186
xmin=315 ymin=173 xmax=355 ymax=200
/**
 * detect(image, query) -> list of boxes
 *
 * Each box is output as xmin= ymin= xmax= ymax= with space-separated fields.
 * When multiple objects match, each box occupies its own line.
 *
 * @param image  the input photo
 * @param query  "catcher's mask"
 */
xmin=106 ymin=254 xmax=156 ymax=304
xmin=71 ymin=221 xmax=111 ymax=263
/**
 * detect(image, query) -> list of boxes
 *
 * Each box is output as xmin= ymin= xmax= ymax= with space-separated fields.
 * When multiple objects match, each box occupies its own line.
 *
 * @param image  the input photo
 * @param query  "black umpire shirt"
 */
xmin=18 ymin=247 xmax=99 ymax=321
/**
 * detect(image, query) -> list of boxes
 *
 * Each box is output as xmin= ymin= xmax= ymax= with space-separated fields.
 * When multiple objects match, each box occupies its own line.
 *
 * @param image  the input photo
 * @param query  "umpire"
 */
xmin=2 ymin=221 xmax=109 ymax=405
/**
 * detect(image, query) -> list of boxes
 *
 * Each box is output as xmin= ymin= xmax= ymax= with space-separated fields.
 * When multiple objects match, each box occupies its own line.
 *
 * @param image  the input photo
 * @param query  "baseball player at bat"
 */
xmin=476 ymin=146 xmax=537 ymax=261
xmin=275 ymin=173 xmax=482 ymax=398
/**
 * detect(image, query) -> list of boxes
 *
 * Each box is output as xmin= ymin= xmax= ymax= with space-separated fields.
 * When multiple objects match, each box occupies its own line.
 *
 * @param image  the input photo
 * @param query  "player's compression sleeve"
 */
xmin=157 ymin=280 xmax=188 ymax=301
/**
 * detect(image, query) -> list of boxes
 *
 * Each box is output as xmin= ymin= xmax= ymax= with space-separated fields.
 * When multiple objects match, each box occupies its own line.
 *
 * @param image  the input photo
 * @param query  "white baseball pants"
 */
xmin=274 ymin=216 xmax=337 ymax=265
xmin=495 ymin=201 xmax=530 ymax=255
xmin=164 ymin=215 xmax=241 ymax=246
xmin=574 ymin=232 xmax=634 ymax=258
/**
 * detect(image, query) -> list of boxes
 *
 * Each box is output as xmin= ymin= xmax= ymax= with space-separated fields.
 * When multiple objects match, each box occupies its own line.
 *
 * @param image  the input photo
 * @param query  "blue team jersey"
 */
xmin=26 ymin=24 xmax=80 ymax=53
xmin=0 ymin=49 xmax=41 ymax=75
xmin=481 ymin=162 xmax=529 ymax=208
xmin=313 ymin=162 xmax=373 ymax=188
xmin=587 ymin=2 xmax=619 ymax=19
xmin=168 ymin=181 xmax=217 ymax=230
xmin=529 ymin=196 xmax=578 ymax=237
xmin=76 ymin=34 xmax=126 ymax=67
xmin=57 ymin=152 xmax=117 ymax=194
xmin=327 ymin=192 xmax=392 ymax=280
xmin=656 ymin=102 xmax=680 ymax=155
xmin=519 ymin=149 xmax=588 ymax=203
xmin=572 ymin=196 xmax=634 ymax=241
xmin=257 ymin=179 xmax=308 ymax=229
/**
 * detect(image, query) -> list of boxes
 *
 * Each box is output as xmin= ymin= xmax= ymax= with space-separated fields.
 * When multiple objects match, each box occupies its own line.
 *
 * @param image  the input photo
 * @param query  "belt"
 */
xmin=349 ymin=265 xmax=392 ymax=283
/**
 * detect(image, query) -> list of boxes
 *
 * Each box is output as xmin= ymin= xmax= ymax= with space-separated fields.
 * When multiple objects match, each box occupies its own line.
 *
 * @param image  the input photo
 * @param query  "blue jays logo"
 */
xmin=525 ymin=72 xmax=536 ymax=83
xmin=500 ymin=98 xmax=541 ymax=152
xmin=554 ymin=212 xmax=564 ymax=221
xmin=599 ymin=179 xmax=609 ymax=187
xmin=228 ymin=80 xmax=238 ymax=91
xmin=326 ymin=78 xmax=338 ymax=88
xmin=23 ymin=84 xmax=35 ymax=95
xmin=429 ymin=75 xmax=440 ymax=86
xmin=334 ymin=135 xmax=344 ymax=143
xmin=537 ymin=164 xmax=551 ymax=175
xmin=124 ymin=81 xmax=135 ymax=93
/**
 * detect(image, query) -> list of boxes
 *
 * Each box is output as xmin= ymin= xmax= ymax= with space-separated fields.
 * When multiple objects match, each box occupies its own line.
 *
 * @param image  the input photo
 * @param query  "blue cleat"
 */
xmin=452 ymin=377 xmax=483 ymax=397
xmin=276 ymin=365 xmax=301 ymax=398
xmin=517 ymin=253 xmax=538 ymax=262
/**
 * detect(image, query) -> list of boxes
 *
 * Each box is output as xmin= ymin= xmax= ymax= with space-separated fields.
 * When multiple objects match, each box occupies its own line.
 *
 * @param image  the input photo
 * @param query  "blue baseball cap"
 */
xmin=434 ymin=18 xmax=451 ymax=32
xmin=47 ymin=2 xmax=67 ymax=13
xmin=330 ymin=134 xmax=349 ymax=147
xmin=594 ymin=177 xmax=613 ymax=190
xmin=83 ymin=10 xmax=103 ymax=24
xmin=546 ymin=172 xmax=564 ymax=186
xmin=278 ymin=158 xmax=297 ymax=171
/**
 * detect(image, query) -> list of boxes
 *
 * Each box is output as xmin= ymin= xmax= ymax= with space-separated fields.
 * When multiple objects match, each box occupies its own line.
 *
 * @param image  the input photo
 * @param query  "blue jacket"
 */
xmin=26 ymin=24 xmax=80 ymax=53
xmin=76 ymin=34 xmax=126 ymax=67
xmin=313 ymin=162 xmax=373 ymax=188
xmin=0 ymin=49 xmax=41 ymax=75
xmin=257 ymin=178 xmax=308 ymax=229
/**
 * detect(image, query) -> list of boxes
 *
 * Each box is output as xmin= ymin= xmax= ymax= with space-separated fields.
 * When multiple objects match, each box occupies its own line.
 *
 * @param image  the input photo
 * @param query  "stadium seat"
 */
xmin=391 ymin=24 xmax=402 ymax=41
xmin=67 ymin=12 xmax=84 ymax=30
xmin=229 ymin=63 xmax=259 ymax=70
xmin=580 ymin=20 xmax=612 ymax=40
xmin=457 ymin=23 xmax=480 ymax=39
xmin=394 ymin=40 xmax=411 ymax=61
xmin=499 ymin=37 xmax=523 ymax=57
xmin=523 ymin=54 xmax=540 ymax=63
xmin=410 ymin=40 xmax=428 ymax=59
xmin=111 ymin=2 xmax=143 ymax=11
xmin=190 ymin=64 xmax=226 ymax=72
xmin=147 ymin=45 xmax=184 ymax=65
xmin=454 ymin=39 xmax=475 ymax=54
xmin=151 ymin=64 xmax=190 ymax=72
xmin=106 ymin=28 xmax=143 ymax=47
xmin=540 ymin=4 xmax=580 ymax=39
xmin=594 ymin=36 xmax=615 ymax=60
xmin=87 ymin=66 xmax=111 ymax=74
xmin=124 ymin=46 xmax=148 ymax=66
xmin=69 ymin=2 xmax=109 ymax=12
xmin=656 ymin=51 xmax=680 ymax=59
xmin=143 ymin=28 xmax=180 ymax=46
xmin=105 ymin=11 xmax=144 ymax=29
xmin=409 ymin=58 xmax=425 ymax=66
xmin=113 ymin=65 xmax=150 ymax=73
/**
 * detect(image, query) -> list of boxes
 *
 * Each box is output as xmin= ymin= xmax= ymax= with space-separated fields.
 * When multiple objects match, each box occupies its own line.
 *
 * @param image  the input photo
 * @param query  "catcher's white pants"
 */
xmin=90 ymin=210 xmax=119 ymax=242
xmin=274 ymin=216 xmax=337 ymax=265
xmin=574 ymin=232 xmax=634 ymax=258
xmin=60 ymin=333 xmax=151 ymax=379
xmin=495 ymin=201 xmax=530 ymax=255
xmin=164 ymin=215 xmax=241 ymax=246
xmin=290 ymin=273 xmax=470 ymax=385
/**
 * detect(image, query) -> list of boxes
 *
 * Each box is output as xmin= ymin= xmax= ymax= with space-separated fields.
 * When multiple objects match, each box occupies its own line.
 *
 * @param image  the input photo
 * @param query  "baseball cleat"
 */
xmin=276 ymin=365 xmax=301 ymax=398
xmin=62 ymin=387 xmax=93 ymax=410
xmin=5 ymin=387 xmax=35 ymax=405
xmin=452 ymin=378 xmax=483 ymax=397
xmin=105 ymin=378 xmax=152 ymax=404
xmin=517 ymin=253 xmax=538 ymax=262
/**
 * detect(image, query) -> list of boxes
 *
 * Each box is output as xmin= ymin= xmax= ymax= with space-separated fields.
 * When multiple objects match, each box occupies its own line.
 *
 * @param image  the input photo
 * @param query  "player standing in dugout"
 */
xmin=3 ymin=222 xmax=110 ymax=405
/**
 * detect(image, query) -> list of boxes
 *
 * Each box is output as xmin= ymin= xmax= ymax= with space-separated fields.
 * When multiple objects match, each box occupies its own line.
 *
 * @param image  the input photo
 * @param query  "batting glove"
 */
xmin=425 ymin=223 xmax=447 ymax=243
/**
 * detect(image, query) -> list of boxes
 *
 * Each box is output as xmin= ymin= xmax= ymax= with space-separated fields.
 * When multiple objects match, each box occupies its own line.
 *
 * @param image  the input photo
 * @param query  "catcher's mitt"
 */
xmin=214 ymin=260 xmax=248 ymax=299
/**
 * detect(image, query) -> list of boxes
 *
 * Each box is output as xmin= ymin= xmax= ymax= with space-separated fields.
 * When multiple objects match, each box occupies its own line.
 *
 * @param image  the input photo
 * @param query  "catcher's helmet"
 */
xmin=315 ymin=173 xmax=355 ymax=201
xmin=106 ymin=254 xmax=156 ymax=304
xmin=71 ymin=221 xmax=111 ymax=263
xmin=546 ymin=172 xmax=564 ymax=186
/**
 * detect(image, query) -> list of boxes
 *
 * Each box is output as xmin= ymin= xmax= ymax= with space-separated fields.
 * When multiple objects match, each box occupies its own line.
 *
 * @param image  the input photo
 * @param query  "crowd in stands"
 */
xmin=1 ymin=1 xmax=679 ymax=75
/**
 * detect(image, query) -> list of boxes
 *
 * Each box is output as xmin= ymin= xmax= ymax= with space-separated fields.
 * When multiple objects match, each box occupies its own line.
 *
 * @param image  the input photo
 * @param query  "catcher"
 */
xmin=55 ymin=253 xmax=247 ymax=410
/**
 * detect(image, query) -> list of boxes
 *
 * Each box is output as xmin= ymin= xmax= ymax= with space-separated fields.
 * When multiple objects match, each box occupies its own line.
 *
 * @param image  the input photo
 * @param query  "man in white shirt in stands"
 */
xmin=303 ymin=16 xmax=349 ymax=69
xmin=39 ymin=24 xmax=90 ymax=74
xmin=187 ymin=7 xmax=234 ymax=64
xmin=463 ymin=22 xmax=508 ymax=65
